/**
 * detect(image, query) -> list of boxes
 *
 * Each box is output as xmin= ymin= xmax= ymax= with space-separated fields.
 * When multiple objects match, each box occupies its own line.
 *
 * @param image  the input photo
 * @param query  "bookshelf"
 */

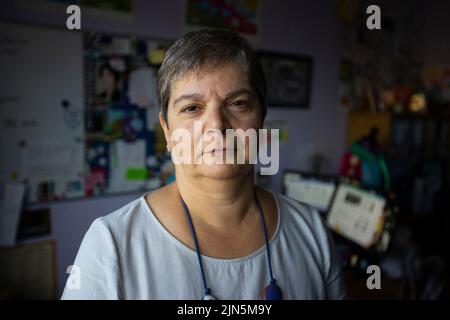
xmin=347 ymin=110 xmax=450 ymax=262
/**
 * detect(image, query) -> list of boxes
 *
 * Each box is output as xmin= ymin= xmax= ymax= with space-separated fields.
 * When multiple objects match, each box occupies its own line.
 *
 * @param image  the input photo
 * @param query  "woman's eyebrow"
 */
xmin=172 ymin=88 xmax=255 ymax=108
xmin=224 ymin=88 xmax=255 ymax=100
xmin=172 ymin=93 xmax=204 ymax=108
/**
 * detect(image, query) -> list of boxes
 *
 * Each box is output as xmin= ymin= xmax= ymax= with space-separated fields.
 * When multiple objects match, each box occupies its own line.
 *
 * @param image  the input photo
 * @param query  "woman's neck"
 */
xmin=173 ymin=170 xmax=259 ymax=233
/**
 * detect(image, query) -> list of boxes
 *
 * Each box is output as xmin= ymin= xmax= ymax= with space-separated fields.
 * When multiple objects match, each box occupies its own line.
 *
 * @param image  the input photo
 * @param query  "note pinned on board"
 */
xmin=126 ymin=167 xmax=148 ymax=180
xmin=109 ymin=139 xmax=147 ymax=192
xmin=128 ymin=67 xmax=156 ymax=107
xmin=0 ymin=182 xmax=26 ymax=246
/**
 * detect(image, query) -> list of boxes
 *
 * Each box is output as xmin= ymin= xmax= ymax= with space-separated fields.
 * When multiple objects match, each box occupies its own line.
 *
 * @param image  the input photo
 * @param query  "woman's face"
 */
xmin=161 ymin=62 xmax=264 ymax=180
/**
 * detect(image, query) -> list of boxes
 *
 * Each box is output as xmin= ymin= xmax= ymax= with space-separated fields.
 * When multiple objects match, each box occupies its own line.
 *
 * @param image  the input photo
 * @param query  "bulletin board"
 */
xmin=0 ymin=22 xmax=174 ymax=204
xmin=83 ymin=31 xmax=173 ymax=197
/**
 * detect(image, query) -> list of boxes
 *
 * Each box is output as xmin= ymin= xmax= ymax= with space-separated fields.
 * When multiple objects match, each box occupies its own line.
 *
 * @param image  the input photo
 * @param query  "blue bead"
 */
xmin=263 ymin=281 xmax=283 ymax=300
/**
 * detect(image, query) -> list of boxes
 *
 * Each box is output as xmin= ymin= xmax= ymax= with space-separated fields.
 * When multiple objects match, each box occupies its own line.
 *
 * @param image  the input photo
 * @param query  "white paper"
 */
xmin=0 ymin=182 xmax=26 ymax=246
xmin=128 ymin=67 xmax=156 ymax=107
xmin=109 ymin=139 xmax=146 ymax=193
xmin=19 ymin=140 xmax=83 ymax=202
xmin=21 ymin=142 xmax=74 ymax=180
xmin=326 ymin=184 xmax=386 ymax=248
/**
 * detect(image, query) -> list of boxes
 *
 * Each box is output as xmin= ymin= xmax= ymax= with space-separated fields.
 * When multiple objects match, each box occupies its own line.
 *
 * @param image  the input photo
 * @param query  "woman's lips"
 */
xmin=202 ymin=148 xmax=235 ymax=155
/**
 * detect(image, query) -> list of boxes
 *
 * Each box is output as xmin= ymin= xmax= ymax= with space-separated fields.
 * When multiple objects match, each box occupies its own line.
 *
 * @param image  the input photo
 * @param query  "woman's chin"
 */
xmin=197 ymin=163 xmax=251 ymax=179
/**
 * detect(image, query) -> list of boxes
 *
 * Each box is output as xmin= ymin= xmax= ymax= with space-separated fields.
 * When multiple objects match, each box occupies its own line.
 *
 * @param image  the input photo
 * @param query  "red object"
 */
xmin=339 ymin=152 xmax=362 ymax=180
xmin=85 ymin=167 xmax=106 ymax=196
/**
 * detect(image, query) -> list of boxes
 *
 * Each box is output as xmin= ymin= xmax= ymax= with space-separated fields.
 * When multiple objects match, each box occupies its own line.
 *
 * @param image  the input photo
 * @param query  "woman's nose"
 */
xmin=204 ymin=106 xmax=229 ymax=134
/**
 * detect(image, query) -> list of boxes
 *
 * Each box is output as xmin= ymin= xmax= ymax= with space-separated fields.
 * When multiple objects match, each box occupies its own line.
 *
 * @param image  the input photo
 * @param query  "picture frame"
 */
xmin=258 ymin=50 xmax=313 ymax=108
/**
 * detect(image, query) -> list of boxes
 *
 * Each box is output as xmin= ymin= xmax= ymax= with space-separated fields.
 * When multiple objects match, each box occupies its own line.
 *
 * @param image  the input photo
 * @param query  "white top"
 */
xmin=61 ymin=190 xmax=346 ymax=300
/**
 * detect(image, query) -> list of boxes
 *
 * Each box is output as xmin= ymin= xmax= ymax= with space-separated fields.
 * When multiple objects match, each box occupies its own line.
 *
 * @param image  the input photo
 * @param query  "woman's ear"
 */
xmin=159 ymin=111 xmax=171 ymax=149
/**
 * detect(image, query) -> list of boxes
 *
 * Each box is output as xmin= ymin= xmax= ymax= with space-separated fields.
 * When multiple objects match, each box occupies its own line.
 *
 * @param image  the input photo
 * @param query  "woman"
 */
xmin=62 ymin=29 xmax=346 ymax=300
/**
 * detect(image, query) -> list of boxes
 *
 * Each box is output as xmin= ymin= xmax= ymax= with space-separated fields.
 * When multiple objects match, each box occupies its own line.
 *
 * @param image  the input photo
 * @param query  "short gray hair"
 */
xmin=156 ymin=29 xmax=267 ymax=124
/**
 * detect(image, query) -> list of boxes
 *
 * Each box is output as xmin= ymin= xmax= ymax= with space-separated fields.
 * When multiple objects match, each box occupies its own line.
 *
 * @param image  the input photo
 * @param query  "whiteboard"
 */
xmin=0 ymin=22 xmax=84 ymax=203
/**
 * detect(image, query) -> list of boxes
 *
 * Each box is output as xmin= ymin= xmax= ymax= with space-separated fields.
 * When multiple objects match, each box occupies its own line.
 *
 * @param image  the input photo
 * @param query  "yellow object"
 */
xmin=350 ymin=254 xmax=359 ymax=268
xmin=347 ymin=111 xmax=391 ymax=148
xmin=148 ymin=48 xmax=166 ymax=65
xmin=409 ymin=93 xmax=426 ymax=113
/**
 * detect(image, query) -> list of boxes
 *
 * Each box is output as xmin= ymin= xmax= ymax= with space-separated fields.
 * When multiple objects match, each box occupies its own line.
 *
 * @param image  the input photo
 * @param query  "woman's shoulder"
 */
xmin=273 ymin=191 xmax=338 ymax=270
xmin=273 ymin=191 xmax=317 ymax=217
xmin=91 ymin=191 xmax=155 ymax=240
xmin=99 ymin=196 xmax=145 ymax=225
xmin=272 ymin=191 xmax=328 ymax=235
xmin=94 ymin=184 xmax=175 ymax=235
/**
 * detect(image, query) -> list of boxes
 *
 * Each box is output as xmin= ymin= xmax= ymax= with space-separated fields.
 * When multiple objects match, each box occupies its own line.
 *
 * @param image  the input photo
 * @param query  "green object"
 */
xmin=126 ymin=167 xmax=148 ymax=180
xmin=350 ymin=142 xmax=390 ymax=191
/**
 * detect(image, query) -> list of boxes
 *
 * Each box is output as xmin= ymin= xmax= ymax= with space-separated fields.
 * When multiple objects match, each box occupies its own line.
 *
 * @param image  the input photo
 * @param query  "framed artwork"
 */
xmin=258 ymin=51 xmax=313 ymax=108
xmin=0 ymin=240 xmax=56 ymax=299
xmin=184 ymin=0 xmax=262 ymax=36
xmin=16 ymin=0 xmax=134 ymax=22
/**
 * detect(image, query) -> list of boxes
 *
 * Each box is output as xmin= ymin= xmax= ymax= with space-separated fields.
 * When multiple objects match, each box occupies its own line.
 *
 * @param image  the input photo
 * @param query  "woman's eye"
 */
xmin=231 ymin=100 xmax=248 ymax=108
xmin=183 ymin=105 xmax=199 ymax=113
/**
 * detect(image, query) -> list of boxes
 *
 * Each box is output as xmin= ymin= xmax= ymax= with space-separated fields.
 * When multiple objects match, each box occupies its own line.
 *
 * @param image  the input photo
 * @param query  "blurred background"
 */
xmin=0 ymin=0 xmax=449 ymax=300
